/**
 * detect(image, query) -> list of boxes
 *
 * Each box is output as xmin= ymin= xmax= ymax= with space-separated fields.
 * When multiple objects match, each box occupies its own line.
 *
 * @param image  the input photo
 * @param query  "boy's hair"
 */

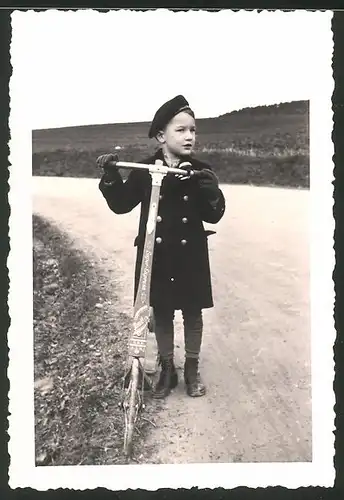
xmin=180 ymin=107 xmax=195 ymax=119
xmin=148 ymin=95 xmax=195 ymax=139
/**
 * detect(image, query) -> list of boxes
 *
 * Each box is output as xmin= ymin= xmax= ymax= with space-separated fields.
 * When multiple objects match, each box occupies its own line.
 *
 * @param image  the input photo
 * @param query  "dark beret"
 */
xmin=148 ymin=95 xmax=194 ymax=139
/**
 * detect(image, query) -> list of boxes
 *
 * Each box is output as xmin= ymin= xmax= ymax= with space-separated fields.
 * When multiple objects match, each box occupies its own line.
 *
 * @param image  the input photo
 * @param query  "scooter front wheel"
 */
xmin=123 ymin=357 xmax=140 ymax=457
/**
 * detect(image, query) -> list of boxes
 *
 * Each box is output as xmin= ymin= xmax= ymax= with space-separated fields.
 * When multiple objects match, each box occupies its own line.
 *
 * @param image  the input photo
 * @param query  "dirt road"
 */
xmin=33 ymin=177 xmax=311 ymax=463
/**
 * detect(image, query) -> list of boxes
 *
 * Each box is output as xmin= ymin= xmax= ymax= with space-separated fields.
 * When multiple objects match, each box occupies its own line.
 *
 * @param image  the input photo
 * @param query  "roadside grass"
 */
xmin=33 ymin=214 xmax=158 ymax=465
xmin=32 ymin=145 xmax=308 ymax=188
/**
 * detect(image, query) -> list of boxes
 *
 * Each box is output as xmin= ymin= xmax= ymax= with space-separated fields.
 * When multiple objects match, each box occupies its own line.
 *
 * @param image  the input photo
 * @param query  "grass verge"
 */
xmin=32 ymin=145 xmax=309 ymax=188
xmin=33 ymin=214 xmax=157 ymax=465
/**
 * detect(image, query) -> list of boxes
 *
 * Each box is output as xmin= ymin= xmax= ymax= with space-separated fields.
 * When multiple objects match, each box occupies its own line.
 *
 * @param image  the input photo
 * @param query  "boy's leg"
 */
xmin=154 ymin=307 xmax=175 ymax=359
xmin=152 ymin=307 xmax=178 ymax=399
xmin=183 ymin=308 xmax=203 ymax=359
xmin=182 ymin=308 xmax=206 ymax=397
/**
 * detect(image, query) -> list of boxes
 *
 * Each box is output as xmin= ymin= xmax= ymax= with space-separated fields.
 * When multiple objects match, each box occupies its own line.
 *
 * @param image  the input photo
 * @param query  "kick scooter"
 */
xmin=101 ymin=157 xmax=198 ymax=457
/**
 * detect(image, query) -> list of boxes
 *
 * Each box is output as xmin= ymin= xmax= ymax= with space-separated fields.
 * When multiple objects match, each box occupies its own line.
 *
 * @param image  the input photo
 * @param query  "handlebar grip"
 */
xmin=188 ymin=169 xmax=202 ymax=177
xmin=107 ymin=160 xmax=119 ymax=168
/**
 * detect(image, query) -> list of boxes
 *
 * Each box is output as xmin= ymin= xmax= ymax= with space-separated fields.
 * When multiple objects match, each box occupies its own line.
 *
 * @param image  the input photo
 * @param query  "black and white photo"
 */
xmin=8 ymin=8 xmax=335 ymax=490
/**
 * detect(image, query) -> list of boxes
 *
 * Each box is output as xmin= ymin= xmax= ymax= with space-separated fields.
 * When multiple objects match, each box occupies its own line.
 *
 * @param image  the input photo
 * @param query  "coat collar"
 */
xmin=153 ymin=148 xmax=193 ymax=167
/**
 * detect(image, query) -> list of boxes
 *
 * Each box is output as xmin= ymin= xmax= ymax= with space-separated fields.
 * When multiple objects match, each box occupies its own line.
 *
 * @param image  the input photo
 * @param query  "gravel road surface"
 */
xmin=33 ymin=177 xmax=311 ymax=463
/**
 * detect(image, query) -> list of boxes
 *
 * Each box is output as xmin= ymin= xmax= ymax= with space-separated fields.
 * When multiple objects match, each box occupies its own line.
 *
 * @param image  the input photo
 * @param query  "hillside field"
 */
xmin=32 ymin=100 xmax=309 ymax=188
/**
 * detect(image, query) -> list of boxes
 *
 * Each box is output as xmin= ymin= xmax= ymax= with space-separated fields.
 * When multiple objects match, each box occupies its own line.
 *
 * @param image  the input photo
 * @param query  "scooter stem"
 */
xmin=128 ymin=160 xmax=166 ymax=358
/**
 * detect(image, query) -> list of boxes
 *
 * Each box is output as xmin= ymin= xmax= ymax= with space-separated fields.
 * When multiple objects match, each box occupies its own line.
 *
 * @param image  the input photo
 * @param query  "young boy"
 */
xmin=97 ymin=95 xmax=226 ymax=399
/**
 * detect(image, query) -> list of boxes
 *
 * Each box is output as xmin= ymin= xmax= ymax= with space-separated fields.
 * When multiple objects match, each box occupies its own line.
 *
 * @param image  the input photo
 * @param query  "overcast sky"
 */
xmin=11 ymin=9 xmax=332 ymax=130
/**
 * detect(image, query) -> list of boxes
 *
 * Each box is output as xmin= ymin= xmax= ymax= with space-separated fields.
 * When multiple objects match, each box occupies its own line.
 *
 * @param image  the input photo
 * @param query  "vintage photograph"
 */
xmin=8 ymin=8 xmax=335 ymax=490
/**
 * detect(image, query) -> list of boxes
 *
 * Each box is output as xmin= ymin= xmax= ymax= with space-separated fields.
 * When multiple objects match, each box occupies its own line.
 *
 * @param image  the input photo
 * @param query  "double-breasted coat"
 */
xmin=99 ymin=149 xmax=226 ymax=311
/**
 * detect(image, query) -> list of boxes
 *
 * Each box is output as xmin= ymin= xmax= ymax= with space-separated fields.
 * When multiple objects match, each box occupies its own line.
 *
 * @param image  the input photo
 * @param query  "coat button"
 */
xmin=156 ymin=237 xmax=162 ymax=244
xmin=157 ymin=215 xmax=162 ymax=222
xmin=183 ymin=195 xmax=189 ymax=201
xmin=182 ymin=217 xmax=188 ymax=223
xmin=170 ymin=277 xmax=175 ymax=282
xmin=181 ymin=239 xmax=187 ymax=245
xmin=159 ymin=195 xmax=163 ymax=200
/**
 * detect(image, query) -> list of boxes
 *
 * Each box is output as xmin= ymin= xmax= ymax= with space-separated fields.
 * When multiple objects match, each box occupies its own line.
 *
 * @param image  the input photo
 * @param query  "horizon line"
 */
xmin=32 ymin=99 xmax=310 ymax=133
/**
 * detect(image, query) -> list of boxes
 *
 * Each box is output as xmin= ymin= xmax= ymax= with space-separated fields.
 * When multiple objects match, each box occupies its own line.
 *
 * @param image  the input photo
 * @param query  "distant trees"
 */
xmin=218 ymin=100 xmax=309 ymax=120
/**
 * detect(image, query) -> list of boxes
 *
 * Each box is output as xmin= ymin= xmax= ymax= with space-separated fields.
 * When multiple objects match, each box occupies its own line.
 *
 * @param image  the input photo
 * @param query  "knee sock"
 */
xmin=153 ymin=307 xmax=175 ymax=360
xmin=182 ymin=308 xmax=203 ymax=359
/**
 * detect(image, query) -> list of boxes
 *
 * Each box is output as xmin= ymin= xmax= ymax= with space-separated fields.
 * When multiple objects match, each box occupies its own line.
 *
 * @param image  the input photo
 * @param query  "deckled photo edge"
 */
xmin=7 ymin=8 xmax=336 ymax=491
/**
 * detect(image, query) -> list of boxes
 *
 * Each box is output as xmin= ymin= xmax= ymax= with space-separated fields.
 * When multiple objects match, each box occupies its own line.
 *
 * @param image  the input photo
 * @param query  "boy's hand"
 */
xmin=198 ymin=168 xmax=219 ymax=191
xmin=197 ymin=168 xmax=220 ymax=201
xmin=175 ymin=162 xmax=193 ymax=181
xmin=97 ymin=153 xmax=120 ymax=181
xmin=96 ymin=153 xmax=118 ymax=170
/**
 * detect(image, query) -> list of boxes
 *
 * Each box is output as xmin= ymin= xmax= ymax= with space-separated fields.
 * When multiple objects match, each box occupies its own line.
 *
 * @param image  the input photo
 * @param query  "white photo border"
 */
xmin=7 ymin=8 xmax=335 ymax=490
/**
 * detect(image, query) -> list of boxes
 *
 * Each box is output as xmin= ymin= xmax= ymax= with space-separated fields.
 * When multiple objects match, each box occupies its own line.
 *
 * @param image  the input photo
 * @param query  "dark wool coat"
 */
xmin=99 ymin=149 xmax=226 ymax=311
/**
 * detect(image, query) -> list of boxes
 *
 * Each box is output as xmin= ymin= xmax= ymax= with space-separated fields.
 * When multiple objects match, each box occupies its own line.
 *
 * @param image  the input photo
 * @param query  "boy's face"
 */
xmin=157 ymin=111 xmax=196 ymax=157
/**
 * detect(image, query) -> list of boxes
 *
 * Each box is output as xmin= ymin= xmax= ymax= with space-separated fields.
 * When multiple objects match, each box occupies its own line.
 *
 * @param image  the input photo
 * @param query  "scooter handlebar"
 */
xmin=106 ymin=159 xmax=198 ymax=177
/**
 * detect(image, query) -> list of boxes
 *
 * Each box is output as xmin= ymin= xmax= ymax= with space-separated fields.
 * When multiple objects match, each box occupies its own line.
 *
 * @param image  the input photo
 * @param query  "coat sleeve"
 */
xmin=194 ymin=163 xmax=226 ymax=224
xmin=99 ymin=169 xmax=146 ymax=214
xmin=198 ymin=187 xmax=226 ymax=224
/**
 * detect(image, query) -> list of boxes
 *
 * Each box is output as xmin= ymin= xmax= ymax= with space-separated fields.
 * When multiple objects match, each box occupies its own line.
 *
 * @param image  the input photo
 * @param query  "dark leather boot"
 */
xmin=184 ymin=357 xmax=206 ymax=397
xmin=152 ymin=357 xmax=178 ymax=399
